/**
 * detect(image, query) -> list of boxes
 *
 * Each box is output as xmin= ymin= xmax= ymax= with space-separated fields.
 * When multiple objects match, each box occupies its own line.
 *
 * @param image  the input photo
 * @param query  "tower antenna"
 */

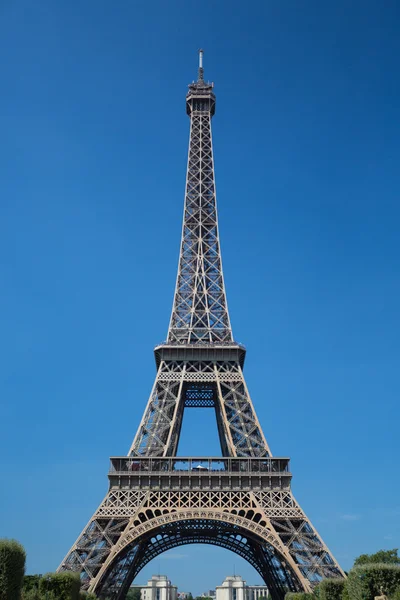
xmin=198 ymin=48 xmax=204 ymax=82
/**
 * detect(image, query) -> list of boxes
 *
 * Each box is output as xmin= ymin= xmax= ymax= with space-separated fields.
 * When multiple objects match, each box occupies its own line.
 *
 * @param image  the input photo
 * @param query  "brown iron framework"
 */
xmin=58 ymin=51 xmax=345 ymax=599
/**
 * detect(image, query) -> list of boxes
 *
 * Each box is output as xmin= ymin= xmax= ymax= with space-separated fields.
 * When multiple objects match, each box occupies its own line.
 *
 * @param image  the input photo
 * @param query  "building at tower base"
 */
xmin=131 ymin=575 xmax=177 ymax=600
xmin=216 ymin=576 xmax=269 ymax=600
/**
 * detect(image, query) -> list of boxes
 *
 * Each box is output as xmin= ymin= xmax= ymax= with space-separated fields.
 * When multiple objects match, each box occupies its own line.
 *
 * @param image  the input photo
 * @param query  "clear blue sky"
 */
xmin=1 ymin=0 xmax=399 ymax=594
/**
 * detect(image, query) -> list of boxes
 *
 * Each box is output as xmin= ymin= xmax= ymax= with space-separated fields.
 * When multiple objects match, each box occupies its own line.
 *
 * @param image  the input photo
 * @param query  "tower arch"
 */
xmin=92 ymin=515 xmax=305 ymax=600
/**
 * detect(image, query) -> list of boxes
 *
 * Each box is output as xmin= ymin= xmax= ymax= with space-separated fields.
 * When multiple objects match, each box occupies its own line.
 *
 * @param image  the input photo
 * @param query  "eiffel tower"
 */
xmin=59 ymin=51 xmax=345 ymax=600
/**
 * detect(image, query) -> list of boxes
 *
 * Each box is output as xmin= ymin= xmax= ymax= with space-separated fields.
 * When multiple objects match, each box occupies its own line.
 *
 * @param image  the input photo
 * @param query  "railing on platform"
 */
xmin=109 ymin=456 xmax=290 ymax=475
xmin=156 ymin=341 xmax=246 ymax=349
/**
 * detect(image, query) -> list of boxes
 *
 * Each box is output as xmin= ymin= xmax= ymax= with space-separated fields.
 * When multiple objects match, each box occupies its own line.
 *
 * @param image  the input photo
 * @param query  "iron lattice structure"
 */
xmin=59 ymin=52 xmax=344 ymax=600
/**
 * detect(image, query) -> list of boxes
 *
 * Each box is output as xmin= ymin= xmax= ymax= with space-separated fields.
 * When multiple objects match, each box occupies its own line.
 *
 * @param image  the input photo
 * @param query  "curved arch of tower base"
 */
xmin=93 ymin=517 xmax=304 ymax=600
xmin=60 ymin=476 xmax=344 ymax=600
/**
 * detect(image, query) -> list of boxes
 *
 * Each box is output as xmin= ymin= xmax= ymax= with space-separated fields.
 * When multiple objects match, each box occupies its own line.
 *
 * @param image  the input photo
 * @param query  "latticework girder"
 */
xmin=129 ymin=359 xmax=270 ymax=458
xmin=168 ymin=83 xmax=231 ymax=345
xmin=59 ymin=485 xmax=343 ymax=599
xmin=58 ymin=51 xmax=345 ymax=600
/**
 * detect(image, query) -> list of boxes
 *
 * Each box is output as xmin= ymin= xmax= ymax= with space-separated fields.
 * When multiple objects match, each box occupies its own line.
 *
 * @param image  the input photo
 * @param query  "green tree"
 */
xmin=21 ymin=575 xmax=41 ymax=600
xmin=391 ymin=586 xmax=400 ymax=600
xmin=317 ymin=578 xmax=345 ymax=600
xmin=354 ymin=549 xmax=400 ymax=567
xmin=21 ymin=590 xmax=41 ymax=600
xmin=126 ymin=588 xmax=142 ymax=600
xmin=39 ymin=572 xmax=81 ymax=600
xmin=79 ymin=592 xmax=97 ymax=600
xmin=284 ymin=593 xmax=315 ymax=600
xmin=346 ymin=564 xmax=400 ymax=600
xmin=23 ymin=575 xmax=42 ymax=593
xmin=0 ymin=538 xmax=26 ymax=600
xmin=341 ymin=580 xmax=350 ymax=600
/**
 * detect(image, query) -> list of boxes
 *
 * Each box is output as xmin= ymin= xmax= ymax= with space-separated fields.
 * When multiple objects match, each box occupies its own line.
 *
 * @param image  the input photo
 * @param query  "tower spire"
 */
xmin=198 ymin=48 xmax=204 ymax=82
xmin=168 ymin=49 xmax=228 ymax=344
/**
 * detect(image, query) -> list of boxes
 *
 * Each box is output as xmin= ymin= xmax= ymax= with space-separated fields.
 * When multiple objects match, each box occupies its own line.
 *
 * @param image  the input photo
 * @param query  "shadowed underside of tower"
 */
xmin=58 ymin=51 xmax=345 ymax=600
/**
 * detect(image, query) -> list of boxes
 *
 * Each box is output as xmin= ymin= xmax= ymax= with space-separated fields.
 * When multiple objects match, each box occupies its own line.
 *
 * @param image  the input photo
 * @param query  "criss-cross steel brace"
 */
xmin=168 ymin=79 xmax=231 ymax=344
xmin=59 ymin=487 xmax=344 ymax=598
xmin=128 ymin=359 xmax=270 ymax=458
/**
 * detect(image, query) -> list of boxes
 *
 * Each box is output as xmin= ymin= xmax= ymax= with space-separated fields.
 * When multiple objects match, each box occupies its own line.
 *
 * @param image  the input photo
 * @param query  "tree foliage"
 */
xmin=79 ymin=592 xmax=97 ymax=600
xmin=0 ymin=538 xmax=26 ymax=600
xmin=391 ymin=587 xmax=400 ymax=600
xmin=354 ymin=549 xmax=400 ymax=567
xmin=21 ymin=575 xmax=42 ymax=600
xmin=21 ymin=588 xmax=43 ymax=600
xmin=346 ymin=564 xmax=400 ymax=600
xmin=341 ymin=580 xmax=350 ymax=600
xmin=317 ymin=578 xmax=345 ymax=600
xmin=21 ymin=590 xmax=41 ymax=600
xmin=126 ymin=587 xmax=142 ymax=600
xmin=23 ymin=575 xmax=42 ymax=593
xmin=284 ymin=593 xmax=315 ymax=600
xmin=39 ymin=572 xmax=81 ymax=600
